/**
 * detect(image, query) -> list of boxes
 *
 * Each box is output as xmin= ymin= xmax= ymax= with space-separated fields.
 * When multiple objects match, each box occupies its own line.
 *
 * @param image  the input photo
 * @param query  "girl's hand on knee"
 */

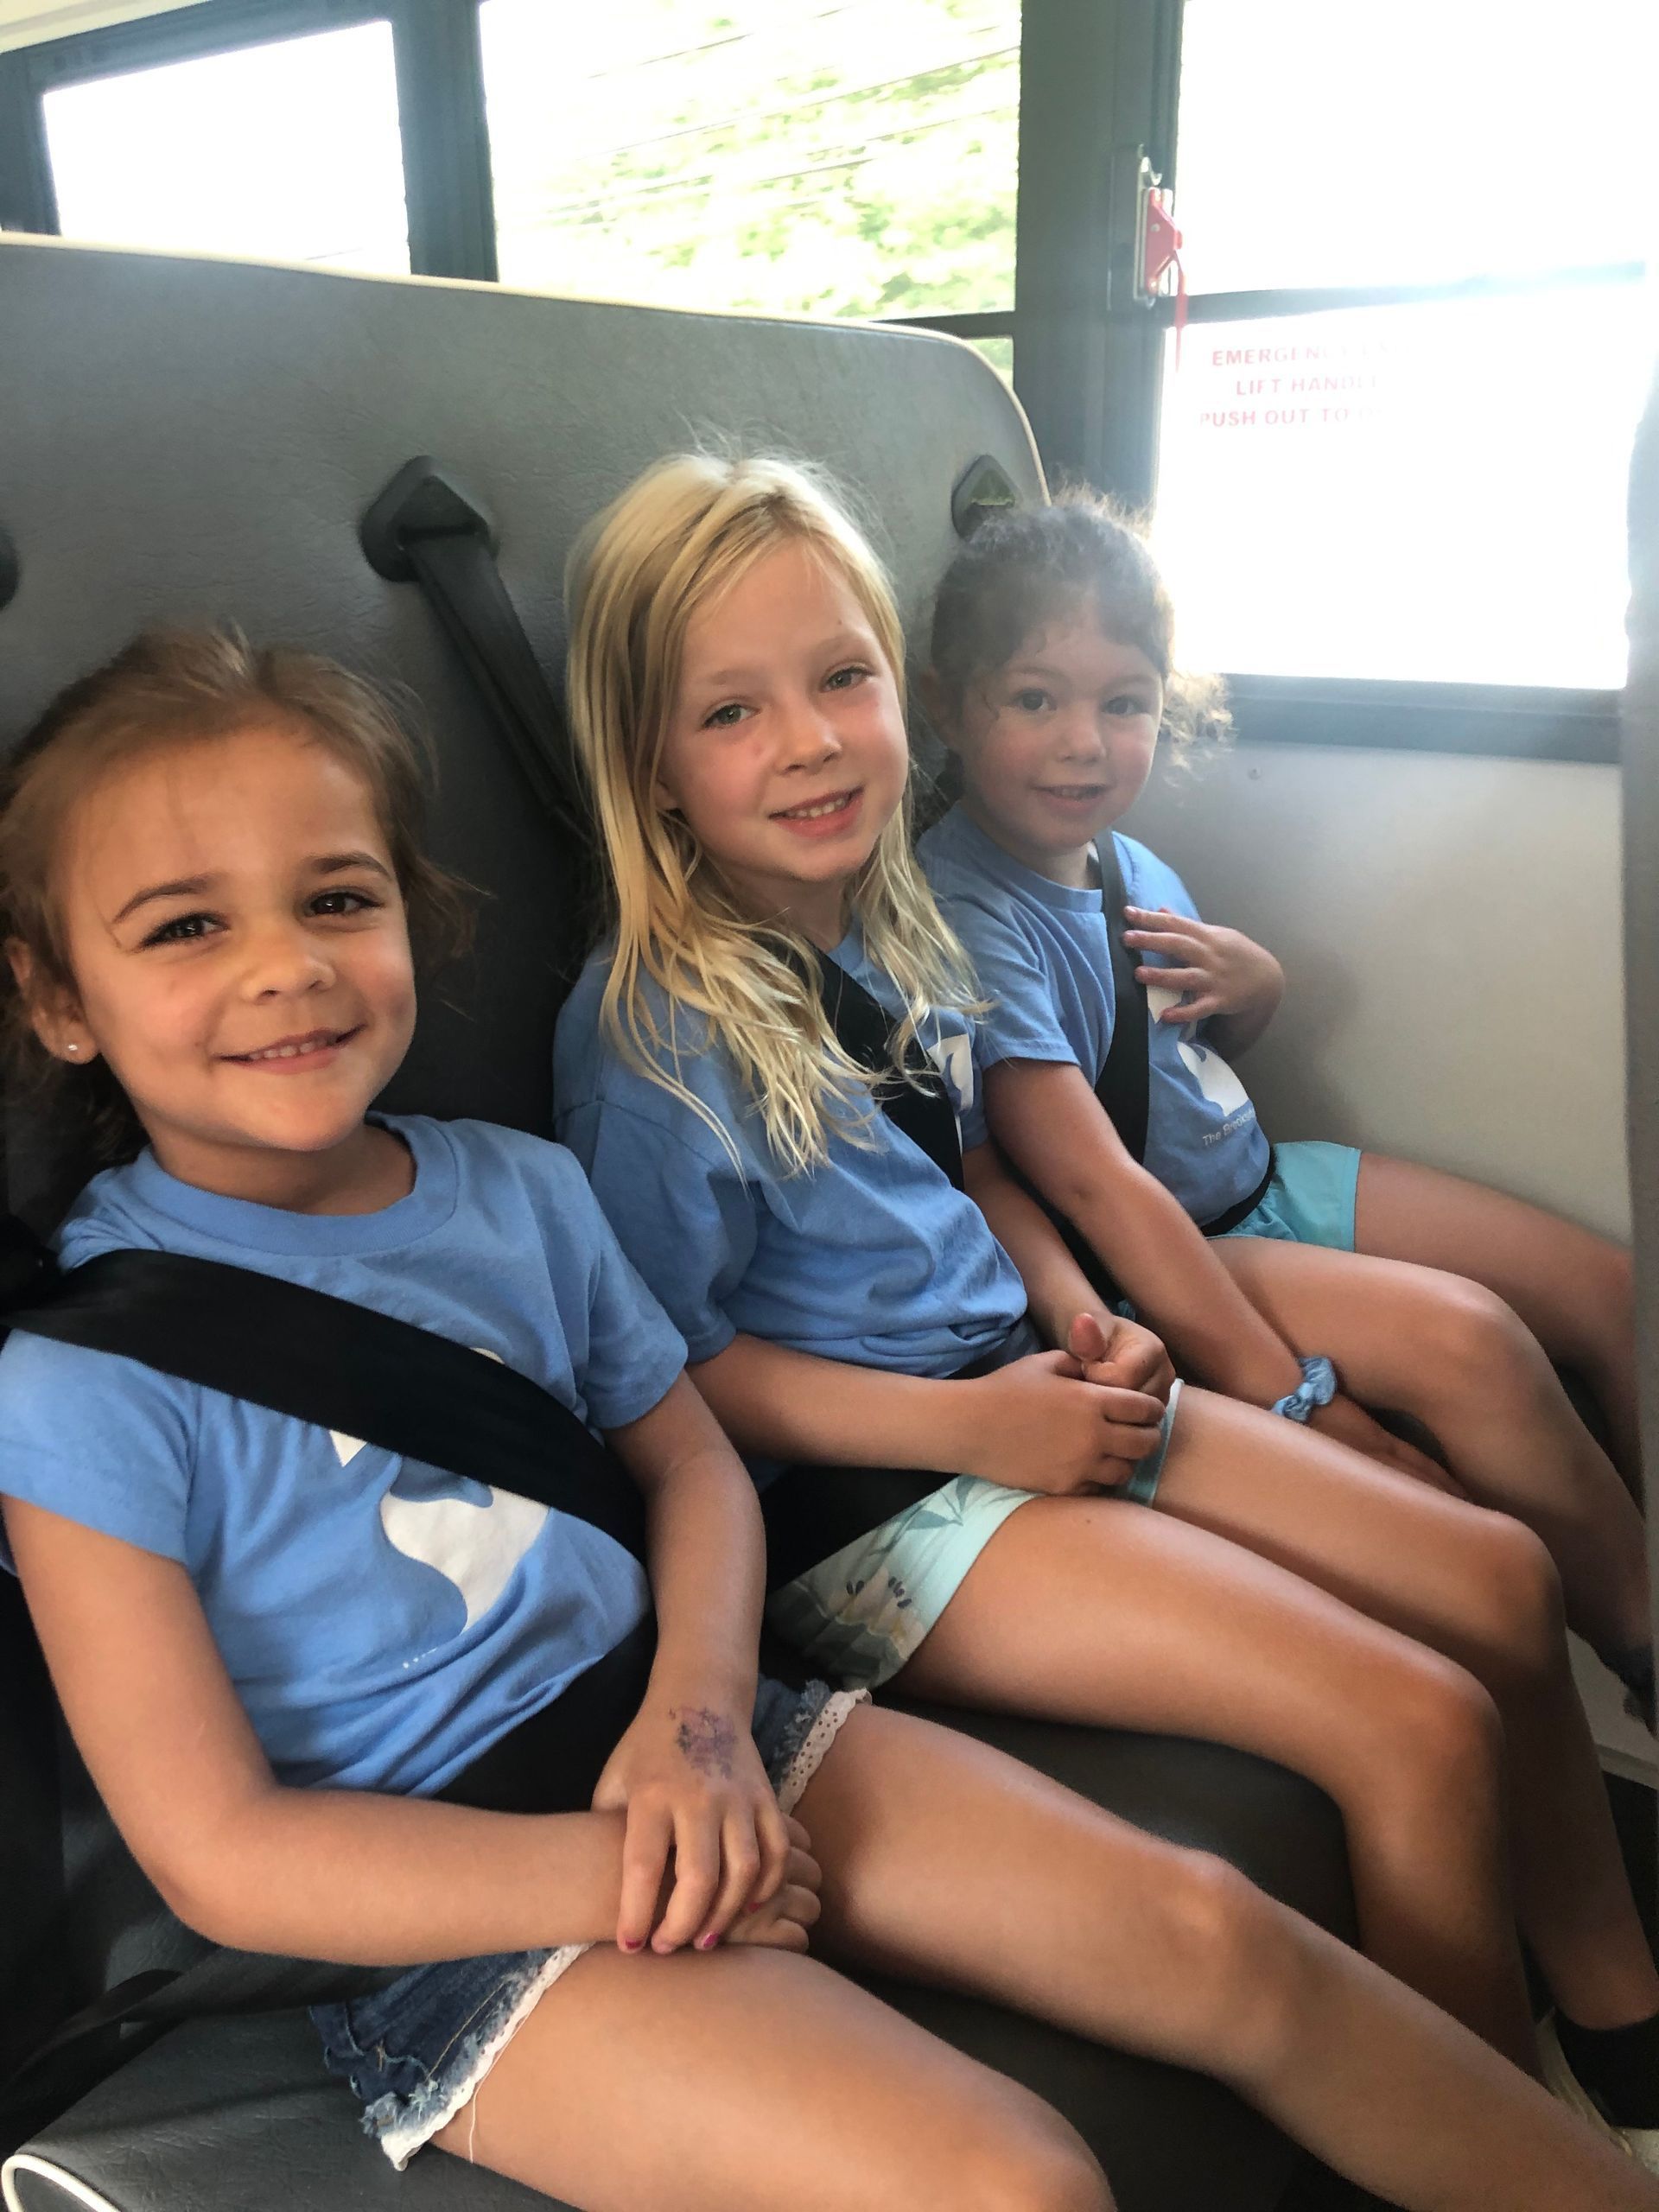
xmin=1306 ymin=1392 xmax=1465 ymax=1495
xmin=593 ymin=1696 xmax=792 ymax=1956
xmin=957 ymin=1355 xmax=1165 ymax=1495
xmin=723 ymin=1820 xmax=822 ymax=1955
xmin=1065 ymin=1312 xmax=1176 ymax=1403
xmin=1122 ymin=906 xmax=1283 ymax=1026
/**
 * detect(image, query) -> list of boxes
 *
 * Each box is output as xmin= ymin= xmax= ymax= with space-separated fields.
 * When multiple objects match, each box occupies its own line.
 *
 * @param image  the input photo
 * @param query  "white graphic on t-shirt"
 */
xmin=1147 ymin=983 xmax=1251 ymax=1116
xmin=925 ymin=1031 xmax=976 ymax=1127
xmin=368 ymin=1344 xmax=546 ymax=1630
xmin=378 ymin=1484 xmax=550 ymax=1630
xmin=330 ymin=1429 xmax=365 ymax=1465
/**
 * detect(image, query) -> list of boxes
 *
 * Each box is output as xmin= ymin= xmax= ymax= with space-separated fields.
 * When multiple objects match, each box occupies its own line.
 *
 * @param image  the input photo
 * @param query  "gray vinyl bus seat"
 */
xmin=0 ymin=236 xmax=1357 ymax=2212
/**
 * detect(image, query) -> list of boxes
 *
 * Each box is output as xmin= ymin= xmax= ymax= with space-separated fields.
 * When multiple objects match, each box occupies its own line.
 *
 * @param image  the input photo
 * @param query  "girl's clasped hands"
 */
xmin=585 ymin=1307 xmax=1178 ymax=1954
xmin=956 ymin=1311 xmax=1174 ymax=1497
xmin=592 ymin=1695 xmax=821 ymax=1956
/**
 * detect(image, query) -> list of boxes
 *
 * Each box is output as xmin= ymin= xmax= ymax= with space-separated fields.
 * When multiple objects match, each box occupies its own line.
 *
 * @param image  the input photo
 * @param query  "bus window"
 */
xmin=1153 ymin=0 xmax=1658 ymax=690
xmin=41 ymin=20 xmax=410 ymax=274
xmin=479 ymin=0 xmax=1019 ymax=337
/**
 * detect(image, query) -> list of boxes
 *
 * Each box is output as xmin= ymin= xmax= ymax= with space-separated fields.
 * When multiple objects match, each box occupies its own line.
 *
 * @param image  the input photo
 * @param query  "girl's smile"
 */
xmin=653 ymin=541 xmax=909 ymax=945
xmin=944 ymin=619 xmax=1165 ymax=889
xmin=771 ymin=786 xmax=864 ymax=837
xmin=34 ymin=717 xmax=417 ymax=1208
xmin=220 ymin=1023 xmax=363 ymax=1069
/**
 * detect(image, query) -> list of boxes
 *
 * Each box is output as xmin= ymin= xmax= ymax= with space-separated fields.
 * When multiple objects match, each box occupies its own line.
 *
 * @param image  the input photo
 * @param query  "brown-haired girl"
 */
xmin=556 ymin=453 xmax=1659 ymax=2175
xmin=918 ymin=493 xmax=1647 ymax=1678
xmin=8 ymin=628 xmax=1652 ymax=2211
xmin=916 ymin=489 xmax=1657 ymax=2149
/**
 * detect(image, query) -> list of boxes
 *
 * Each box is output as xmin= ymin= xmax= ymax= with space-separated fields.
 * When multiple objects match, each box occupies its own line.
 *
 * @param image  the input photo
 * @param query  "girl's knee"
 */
xmin=940 ymin=2097 xmax=1114 ymax=2212
xmin=1358 ymin=1644 xmax=1506 ymax=1809
xmin=1457 ymin=1516 xmax=1566 ymax=1690
xmin=1422 ymin=1279 xmax=1542 ymax=1397
xmin=1103 ymin=1854 xmax=1390 ymax=2094
xmin=1126 ymin=1849 xmax=1301 ymax=2069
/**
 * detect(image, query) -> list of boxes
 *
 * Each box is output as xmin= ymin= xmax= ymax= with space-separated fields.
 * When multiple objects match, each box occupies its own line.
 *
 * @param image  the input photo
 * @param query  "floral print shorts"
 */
xmin=766 ymin=1382 xmax=1185 ymax=1689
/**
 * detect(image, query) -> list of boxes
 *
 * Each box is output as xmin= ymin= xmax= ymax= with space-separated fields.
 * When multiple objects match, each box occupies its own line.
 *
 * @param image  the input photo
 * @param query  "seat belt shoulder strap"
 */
xmin=1094 ymin=834 xmax=1151 ymax=1167
xmin=811 ymin=954 xmax=965 ymax=1191
xmin=3 ymin=1245 xmax=645 ymax=1560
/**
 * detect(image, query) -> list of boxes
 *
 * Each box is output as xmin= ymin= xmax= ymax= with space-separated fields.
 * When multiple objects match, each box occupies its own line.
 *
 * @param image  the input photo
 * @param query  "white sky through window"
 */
xmin=43 ymin=21 xmax=410 ymax=273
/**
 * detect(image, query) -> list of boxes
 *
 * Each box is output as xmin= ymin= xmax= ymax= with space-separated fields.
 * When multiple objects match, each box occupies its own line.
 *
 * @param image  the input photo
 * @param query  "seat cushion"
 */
xmin=12 ymin=1721 xmax=1350 ymax=2212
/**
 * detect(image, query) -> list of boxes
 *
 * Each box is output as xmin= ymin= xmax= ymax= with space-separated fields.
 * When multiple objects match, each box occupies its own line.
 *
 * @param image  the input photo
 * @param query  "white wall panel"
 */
xmin=1128 ymin=740 xmax=1630 ymax=1240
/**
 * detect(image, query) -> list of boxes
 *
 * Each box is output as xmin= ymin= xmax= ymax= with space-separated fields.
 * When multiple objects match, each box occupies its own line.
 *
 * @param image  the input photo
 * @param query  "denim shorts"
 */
xmin=1210 ymin=1140 xmax=1363 ymax=1252
xmin=767 ymin=1379 xmax=1185 ymax=1690
xmin=313 ymin=1674 xmax=865 ymax=2168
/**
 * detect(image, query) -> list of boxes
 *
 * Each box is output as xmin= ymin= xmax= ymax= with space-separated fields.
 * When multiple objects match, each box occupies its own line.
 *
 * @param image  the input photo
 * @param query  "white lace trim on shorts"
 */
xmin=378 ymin=1941 xmax=589 ymax=2170
xmin=379 ymin=1686 xmax=868 ymax=2169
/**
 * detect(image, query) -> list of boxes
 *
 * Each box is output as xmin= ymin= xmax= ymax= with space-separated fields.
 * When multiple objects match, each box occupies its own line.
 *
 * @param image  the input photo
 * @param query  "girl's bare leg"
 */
xmin=1147 ymin=1389 xmax=1659 ymax=2034
xmin=1354 ymin=1148 xmax=1643 ymax=1491
xmin=800 ymin=1707 xmax=1658 ymax=2212
xmin=896 ymin=1478 xmax=1536 ymax=2063
xmin=433 ymin=1939 xmax=1112 ymax=2212
xmin=1213 ymin=1226 xmax=1650 ymax=1666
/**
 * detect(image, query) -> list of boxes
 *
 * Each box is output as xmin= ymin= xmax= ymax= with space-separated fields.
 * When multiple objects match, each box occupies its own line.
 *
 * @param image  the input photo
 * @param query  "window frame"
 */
xmin=1002 ymin=0 xmax=1630 ymax=765
xmin=1139 ymin=257 xmax=1641 ymax=760
xmin=0 ymin=0 xmax=1636 ymax=763
xmin=0 ymin=0 xmax=496 ymax=279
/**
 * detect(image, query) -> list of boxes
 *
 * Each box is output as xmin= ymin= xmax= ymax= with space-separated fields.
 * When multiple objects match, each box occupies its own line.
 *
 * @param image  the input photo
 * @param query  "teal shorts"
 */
xmin=1211 ymin=1140 xmax=1363 ymax=1253
xmin=766 ymin=1380 xmax=1185 ymax=1689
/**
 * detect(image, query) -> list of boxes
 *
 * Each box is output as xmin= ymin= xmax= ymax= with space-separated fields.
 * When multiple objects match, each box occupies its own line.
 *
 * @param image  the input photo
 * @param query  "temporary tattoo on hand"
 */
xmin=671 ymin=1706 xmax=737 ymax=1780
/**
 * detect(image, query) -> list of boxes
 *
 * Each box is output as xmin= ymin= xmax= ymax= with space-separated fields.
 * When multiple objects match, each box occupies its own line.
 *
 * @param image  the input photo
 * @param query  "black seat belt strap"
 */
xmin=1094 ymin=835 xmax=1151 ymax=1167
xmin=1087 ymin=849 xmax=1276 ymax=1234
xmin=359 ymin=456 xmax=587 ymax=846
xmin=807 ymin=953 xmax=965 ymax=1191
xmin=991 ymin=838 xmax=1148 ymax=1306
xmin=3 ymin=1244 xmax=645 ymax=1561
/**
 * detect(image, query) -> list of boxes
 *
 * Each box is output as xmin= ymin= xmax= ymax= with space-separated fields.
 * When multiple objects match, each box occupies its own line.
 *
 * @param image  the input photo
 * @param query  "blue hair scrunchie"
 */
xmin=1270 ymin=1354 xmax=1338 ymax=1425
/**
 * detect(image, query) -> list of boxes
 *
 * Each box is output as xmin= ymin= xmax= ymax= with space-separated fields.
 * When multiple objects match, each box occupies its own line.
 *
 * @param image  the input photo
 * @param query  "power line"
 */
xmin=498 ymin=94 xmax=1017 ymax=226
xmin=517 ymin=42 xmax=1019 ymax=168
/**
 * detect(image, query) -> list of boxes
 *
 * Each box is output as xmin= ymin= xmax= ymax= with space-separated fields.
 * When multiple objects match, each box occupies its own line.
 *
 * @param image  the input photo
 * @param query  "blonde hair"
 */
xmin=566 ymin=451 xmax=977 ymax=1175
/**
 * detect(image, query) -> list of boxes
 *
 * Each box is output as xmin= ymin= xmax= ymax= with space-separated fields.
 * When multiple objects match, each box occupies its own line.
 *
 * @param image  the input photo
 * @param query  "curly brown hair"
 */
xmin=0 ymin=627 xmax=472 ymax=1161
xmin=927 ymin=486 xmax=1230 ymax=750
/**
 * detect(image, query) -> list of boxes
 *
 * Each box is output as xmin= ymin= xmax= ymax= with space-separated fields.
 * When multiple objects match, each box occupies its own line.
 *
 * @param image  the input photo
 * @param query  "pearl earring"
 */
xmin=66 ymin=1043 xmax=79 ymax=1056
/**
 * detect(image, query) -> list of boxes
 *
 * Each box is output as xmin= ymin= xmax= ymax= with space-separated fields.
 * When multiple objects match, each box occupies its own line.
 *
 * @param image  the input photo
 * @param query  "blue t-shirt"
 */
xmin=553 ymin=932 xmax=1027 ymax=1435
xmin=0 ymin=1116 xmax=685 ymax=1798
xmin=920 ymin=804 xmax=1270 ymax=1226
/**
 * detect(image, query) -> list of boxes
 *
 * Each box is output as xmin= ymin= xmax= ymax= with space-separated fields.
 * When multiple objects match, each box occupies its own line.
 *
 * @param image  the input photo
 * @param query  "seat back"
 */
xmin=1624 ymin=369 xmax=1659 ymax=1774
xmin=0 ymin=234 xmax=1042 ymax=2074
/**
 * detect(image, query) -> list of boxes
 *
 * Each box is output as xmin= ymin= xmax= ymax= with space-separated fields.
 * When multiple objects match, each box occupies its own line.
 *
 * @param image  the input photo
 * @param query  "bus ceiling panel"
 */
xmin=0 ymin=238 xmax=1042 ymax=1129
xmin=9 ymin=0 xmax=389 ymax=86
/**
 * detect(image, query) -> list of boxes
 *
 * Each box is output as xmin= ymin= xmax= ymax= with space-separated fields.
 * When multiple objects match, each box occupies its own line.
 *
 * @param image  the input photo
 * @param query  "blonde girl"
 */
xmin=554 ymin=452 xmax=1659 ymax=2169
